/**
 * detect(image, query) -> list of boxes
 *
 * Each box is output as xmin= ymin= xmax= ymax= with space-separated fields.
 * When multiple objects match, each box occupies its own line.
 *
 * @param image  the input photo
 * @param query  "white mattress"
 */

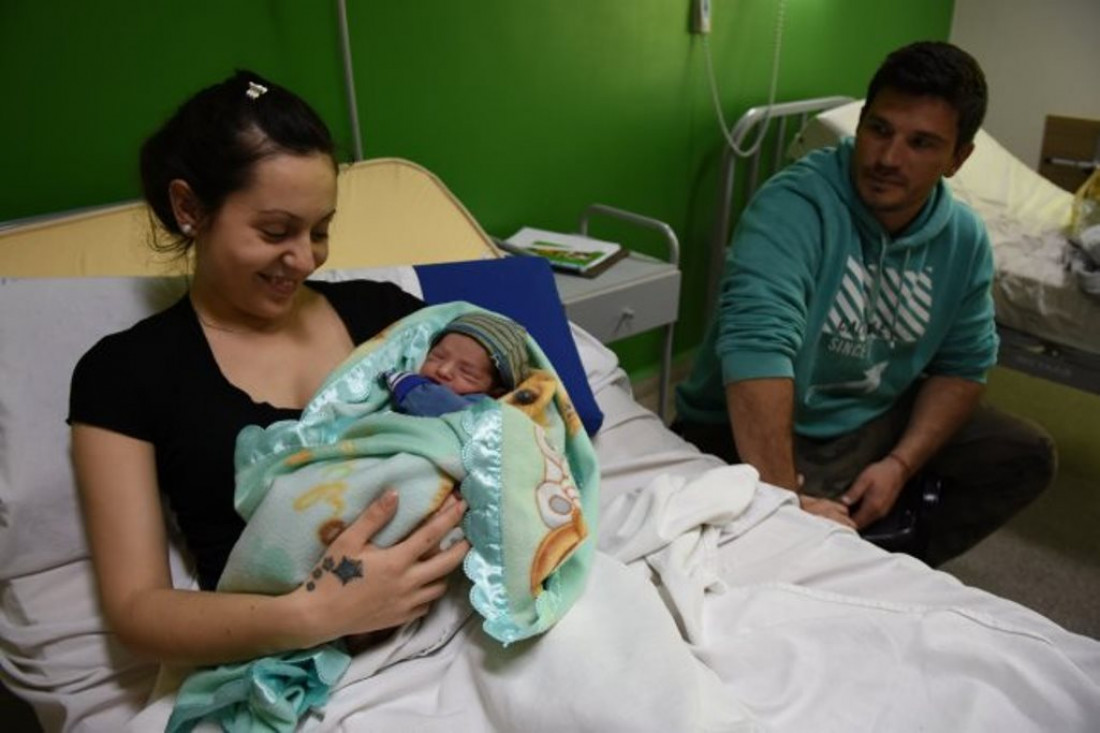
xmin=795 ymin=101 xmax=1100 ymax=355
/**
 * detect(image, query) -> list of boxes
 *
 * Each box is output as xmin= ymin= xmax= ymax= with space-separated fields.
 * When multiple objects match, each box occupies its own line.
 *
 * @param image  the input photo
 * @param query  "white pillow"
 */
xmin=310 ymin=265 xmax=423 ymax=297
xmin=0 ymin=275 xmax=188 ymax=579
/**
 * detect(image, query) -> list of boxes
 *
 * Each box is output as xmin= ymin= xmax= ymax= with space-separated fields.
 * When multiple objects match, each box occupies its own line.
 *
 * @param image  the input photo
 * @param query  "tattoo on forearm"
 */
xmin=305 ymin=554 xmax=365 ymax=591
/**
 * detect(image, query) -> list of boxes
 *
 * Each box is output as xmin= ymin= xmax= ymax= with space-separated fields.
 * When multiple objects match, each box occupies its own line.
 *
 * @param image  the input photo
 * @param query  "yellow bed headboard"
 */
xmin=0 ymin=158 xmax=501 ymax=278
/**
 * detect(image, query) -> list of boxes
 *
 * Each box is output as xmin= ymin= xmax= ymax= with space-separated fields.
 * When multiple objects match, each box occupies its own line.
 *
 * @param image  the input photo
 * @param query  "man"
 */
xmin=674 ymin=41 xmax=1055 ymax=566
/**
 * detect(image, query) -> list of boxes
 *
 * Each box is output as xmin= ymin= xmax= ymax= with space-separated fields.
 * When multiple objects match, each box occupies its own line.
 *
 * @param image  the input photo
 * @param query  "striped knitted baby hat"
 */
xmin=439 ymin=312 xmax=529 ymax=391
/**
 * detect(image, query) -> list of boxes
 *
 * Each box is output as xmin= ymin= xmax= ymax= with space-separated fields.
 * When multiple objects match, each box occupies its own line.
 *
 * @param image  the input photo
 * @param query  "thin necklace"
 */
xmin=193 ymin=296 xmax=303 ymax=335
xmin=196 ymin=312 xmax=246 ymax=334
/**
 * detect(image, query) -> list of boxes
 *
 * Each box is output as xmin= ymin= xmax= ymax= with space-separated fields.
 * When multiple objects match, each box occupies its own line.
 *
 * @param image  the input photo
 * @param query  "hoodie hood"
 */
xmin=805 ymin=137 xmax=955 ymax=252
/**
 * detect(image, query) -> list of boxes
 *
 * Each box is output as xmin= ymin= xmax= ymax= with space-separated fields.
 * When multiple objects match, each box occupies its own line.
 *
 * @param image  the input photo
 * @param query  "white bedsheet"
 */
xmin=989 ymin=222 xmax=1100 ymax=354
xmin=5 ymin=290 xmax=1099 ymax=731
xmin=121 ymin=329 xmax=1100 ymax=733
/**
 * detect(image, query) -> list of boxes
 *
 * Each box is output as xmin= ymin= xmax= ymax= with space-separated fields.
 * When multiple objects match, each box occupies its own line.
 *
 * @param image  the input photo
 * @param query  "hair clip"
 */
xmin=246 ymin=81 xmax=268 ymax=100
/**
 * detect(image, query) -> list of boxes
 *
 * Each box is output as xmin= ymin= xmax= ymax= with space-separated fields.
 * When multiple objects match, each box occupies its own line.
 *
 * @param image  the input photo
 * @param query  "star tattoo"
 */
xmin=332 ymin=556 xmax=364 ymax=585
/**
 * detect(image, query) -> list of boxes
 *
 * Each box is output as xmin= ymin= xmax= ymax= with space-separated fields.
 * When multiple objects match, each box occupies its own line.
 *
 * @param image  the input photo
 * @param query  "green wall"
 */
xmin=1 ymin=0 xmax=953 ymax=373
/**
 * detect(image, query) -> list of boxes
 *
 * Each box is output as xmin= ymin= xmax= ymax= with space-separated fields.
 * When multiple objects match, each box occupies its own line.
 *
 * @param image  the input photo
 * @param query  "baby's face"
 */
xmin=421 ymin=333 xmax=499 ymax=395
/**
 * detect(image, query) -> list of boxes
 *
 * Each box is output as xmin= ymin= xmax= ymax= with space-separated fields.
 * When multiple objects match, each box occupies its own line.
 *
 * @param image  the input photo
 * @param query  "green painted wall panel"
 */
xmin=1 ymin=0 xmax=953 ymax=374
xmin=0 ymin=1 xmax=348 ymax=221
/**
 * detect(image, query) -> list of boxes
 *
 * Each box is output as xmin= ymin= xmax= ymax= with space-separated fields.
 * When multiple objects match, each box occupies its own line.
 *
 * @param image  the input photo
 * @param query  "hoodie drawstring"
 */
xmin=888 ymin=248 xmax=914 ymax=345
xmin=867 ymin=236 xmax=918 ymax=348
xmin=865 ymin=233 xmax=890 ymax=343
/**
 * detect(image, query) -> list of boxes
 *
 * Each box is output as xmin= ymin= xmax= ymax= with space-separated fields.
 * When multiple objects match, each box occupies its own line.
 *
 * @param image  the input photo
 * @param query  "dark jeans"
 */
xmin=671 ymin=398 xmax=1056 ymax=566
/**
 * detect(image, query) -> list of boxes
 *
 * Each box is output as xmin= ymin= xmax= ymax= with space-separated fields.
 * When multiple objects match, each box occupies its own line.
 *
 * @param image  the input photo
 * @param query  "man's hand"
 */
xmin=798 ymin=494 xmax=857 ymax=529
xmin=840 ymin=456 xmax=908 ymax=528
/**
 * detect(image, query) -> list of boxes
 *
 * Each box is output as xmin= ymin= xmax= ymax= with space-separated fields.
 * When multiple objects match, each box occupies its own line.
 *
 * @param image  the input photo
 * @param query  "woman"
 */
xmin=69 ymin=71 xmax=469 ymax=666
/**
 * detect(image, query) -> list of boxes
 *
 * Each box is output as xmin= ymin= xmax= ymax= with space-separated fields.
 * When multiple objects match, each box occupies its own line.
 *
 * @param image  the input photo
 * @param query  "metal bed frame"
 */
xmin=995 ymin=325 xmax=1100 ymax=395
xmin=706 ymin=95 xmax=854 ymax=311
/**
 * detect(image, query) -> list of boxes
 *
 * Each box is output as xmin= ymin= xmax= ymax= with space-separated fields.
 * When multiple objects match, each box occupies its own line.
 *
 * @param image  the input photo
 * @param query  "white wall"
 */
xmin=951 ymin=0 xmax=1100 ymax=170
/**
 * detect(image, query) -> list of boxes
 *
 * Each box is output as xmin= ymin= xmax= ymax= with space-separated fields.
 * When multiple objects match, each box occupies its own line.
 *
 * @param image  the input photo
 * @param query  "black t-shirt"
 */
xmin=69 ymin=279 xmax=422 ymax=590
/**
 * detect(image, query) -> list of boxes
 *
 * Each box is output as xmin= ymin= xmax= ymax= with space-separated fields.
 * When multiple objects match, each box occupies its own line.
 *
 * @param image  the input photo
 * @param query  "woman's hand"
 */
xmin=295 ymin=491 xmax=470 ymax=644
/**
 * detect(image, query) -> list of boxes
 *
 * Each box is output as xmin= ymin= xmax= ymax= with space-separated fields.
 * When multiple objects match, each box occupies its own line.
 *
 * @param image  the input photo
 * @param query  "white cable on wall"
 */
xmin=703 ymin=0 xmax=787 ymax=158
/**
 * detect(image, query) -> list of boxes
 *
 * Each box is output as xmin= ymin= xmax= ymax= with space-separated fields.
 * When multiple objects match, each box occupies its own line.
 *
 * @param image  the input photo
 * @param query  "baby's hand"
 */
xmin=382 ymin=370 xmax=418 ymax=395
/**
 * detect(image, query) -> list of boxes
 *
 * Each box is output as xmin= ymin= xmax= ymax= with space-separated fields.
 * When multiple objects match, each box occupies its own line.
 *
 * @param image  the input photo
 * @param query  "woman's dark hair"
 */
xmin=139 ymin=70 xmax=335 ymax=253
xmin=866 ymin=41 xmax=988 ymax=150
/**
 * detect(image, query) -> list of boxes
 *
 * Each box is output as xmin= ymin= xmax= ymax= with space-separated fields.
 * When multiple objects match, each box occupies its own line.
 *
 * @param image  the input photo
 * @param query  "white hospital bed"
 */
xmin=713 ymin=97 xmax=1100 ymax=394
xmin=2 ymin=158 xmax=1099 ymax=732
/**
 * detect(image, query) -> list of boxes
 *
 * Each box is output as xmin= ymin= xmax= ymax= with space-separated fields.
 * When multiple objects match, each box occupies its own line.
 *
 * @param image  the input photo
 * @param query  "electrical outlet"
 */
xmin=691 ymin=0 xmax=712 ymax=35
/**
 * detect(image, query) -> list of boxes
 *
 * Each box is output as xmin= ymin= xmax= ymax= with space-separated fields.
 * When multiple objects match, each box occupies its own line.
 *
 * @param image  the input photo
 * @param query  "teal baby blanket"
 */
xmin=220 ymin=301 xmax=599 ymax=642
xmin=169 ymin=302 xmax=599 ymax=731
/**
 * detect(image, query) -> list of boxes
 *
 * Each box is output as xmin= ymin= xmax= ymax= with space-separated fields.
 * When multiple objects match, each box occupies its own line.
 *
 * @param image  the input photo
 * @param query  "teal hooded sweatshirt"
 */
xmin=676 ymin=138 xmax=998 ymax=438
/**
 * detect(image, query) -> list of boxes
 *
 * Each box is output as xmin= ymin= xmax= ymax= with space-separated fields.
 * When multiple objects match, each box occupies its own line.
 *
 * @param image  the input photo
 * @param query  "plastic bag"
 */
xmin=1069 ymin=167 xmax=1100 ymax=259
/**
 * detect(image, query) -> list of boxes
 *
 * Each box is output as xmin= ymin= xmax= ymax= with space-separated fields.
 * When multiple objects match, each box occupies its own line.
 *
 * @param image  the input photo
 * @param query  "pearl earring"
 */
xmin=181 ymin=223 xmax=194 ymax=236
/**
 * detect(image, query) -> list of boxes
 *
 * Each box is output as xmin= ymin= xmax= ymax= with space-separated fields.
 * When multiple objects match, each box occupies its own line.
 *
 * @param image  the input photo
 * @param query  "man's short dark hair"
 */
xmin=866 ymin=41 xmax=988 ymax=149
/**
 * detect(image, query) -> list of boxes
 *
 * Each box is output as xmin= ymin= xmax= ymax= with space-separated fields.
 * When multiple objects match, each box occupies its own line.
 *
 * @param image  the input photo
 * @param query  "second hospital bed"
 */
xmin=2 ymin=157 xmax=1100 ymax=732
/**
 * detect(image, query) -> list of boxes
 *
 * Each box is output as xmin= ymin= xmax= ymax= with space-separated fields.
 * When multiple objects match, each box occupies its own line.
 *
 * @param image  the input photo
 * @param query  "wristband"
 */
xmin=886 ymin=451 xmax=913 ymax=477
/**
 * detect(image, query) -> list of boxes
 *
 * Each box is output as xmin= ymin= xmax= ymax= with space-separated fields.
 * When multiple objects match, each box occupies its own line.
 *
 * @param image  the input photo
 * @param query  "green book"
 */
xmin=500 ymin=227 xmax=628 ymax=278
